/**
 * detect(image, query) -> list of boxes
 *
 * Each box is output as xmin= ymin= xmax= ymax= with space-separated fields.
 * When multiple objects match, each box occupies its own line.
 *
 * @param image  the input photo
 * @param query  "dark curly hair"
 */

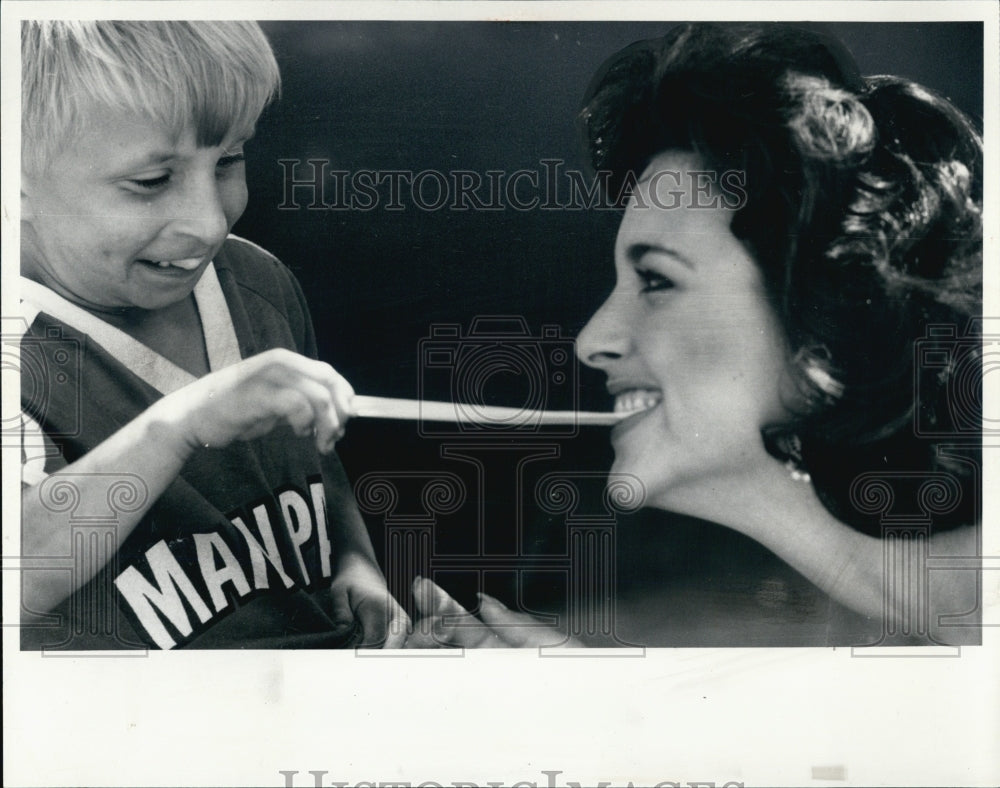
xmin=580 ymin=24 xmax=982 ymax=534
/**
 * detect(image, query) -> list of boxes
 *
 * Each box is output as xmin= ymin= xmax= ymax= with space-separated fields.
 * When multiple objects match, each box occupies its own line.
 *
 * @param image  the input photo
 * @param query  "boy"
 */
xmin=17 ymin=21 xmax=408 ymax=649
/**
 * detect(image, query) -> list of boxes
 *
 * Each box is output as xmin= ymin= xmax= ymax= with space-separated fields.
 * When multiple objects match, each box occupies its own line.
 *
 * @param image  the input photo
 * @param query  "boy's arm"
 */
xmin=314 ymin=452 xmax=411 ymax=648
xmin=21 ymin=406 xmax=194 ymax=614
xmin=21 ymin=348 xmax=354 ymax=614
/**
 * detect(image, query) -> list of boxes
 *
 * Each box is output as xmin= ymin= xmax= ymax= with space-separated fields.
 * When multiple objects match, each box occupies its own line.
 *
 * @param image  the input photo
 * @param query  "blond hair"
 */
xmin=22 ymin=21 xmax=281 ymax=173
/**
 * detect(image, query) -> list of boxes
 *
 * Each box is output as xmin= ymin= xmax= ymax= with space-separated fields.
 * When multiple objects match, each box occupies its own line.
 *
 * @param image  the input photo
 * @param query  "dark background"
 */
xmin=233 ymin=22 xmax=984 ymax=643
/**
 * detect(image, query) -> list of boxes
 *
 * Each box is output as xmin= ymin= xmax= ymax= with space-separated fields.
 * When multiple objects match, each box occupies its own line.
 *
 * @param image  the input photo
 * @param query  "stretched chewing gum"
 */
xmin=352 ymin=395 xmax=627 ymax=426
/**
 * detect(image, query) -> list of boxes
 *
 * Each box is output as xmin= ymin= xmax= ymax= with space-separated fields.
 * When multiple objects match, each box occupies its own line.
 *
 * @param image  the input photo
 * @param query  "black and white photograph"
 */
xmin=3 ymin=2 xmax=998 ymax=786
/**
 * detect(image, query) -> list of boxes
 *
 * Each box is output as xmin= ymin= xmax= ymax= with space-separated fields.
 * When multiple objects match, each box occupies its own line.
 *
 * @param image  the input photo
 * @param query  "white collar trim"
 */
xmin=18 ymin=262 xmax=242 ymax=396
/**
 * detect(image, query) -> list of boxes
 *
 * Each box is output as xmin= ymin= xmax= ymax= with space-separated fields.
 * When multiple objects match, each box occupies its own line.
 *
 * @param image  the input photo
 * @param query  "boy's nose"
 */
xmin=576 ymin=290 xmax=632 ymax=370
xmin=168 ymin=179 xmax=230 ymax=246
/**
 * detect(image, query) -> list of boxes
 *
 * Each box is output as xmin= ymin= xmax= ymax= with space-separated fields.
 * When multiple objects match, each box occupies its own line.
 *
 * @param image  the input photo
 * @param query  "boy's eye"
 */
xmin=636 ymin=267 xmax=675 ymax=293
xmin=217 ymin=153 xmax=245 ymax=169
xmin=129 ymin=173 xmax=170 ymax=191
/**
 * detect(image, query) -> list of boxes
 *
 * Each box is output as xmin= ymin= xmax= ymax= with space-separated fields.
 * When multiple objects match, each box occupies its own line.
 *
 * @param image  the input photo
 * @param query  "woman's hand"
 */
xmin=404 ymin=577 xmax=583 ymax=648
xmin=150 ymin=348 xmax=356 ymax=457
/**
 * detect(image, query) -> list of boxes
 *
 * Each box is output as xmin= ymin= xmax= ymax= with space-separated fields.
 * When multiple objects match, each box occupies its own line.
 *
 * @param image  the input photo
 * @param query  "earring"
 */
xmin=782 ymin=434 xmax=811 ymax=484
xmin=785 ymin=460 xmax=811 ymax=484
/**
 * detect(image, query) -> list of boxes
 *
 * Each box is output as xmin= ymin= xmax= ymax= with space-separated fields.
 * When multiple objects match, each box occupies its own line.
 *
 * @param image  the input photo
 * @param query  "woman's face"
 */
xmin=577 ymin=150 xmax=793 ymax=510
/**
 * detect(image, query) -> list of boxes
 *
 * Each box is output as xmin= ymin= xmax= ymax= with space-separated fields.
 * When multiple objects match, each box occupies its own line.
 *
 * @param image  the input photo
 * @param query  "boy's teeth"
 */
xmin=613 ymin=389 xmax=662 ymax=414
xmin=148 ymin=257 xmax=201 ymax=270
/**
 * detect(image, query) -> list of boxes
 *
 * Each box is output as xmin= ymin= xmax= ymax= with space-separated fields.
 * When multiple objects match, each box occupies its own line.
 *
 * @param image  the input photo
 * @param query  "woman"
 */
xmin=406 ymin=23 xmax=983 ymax=647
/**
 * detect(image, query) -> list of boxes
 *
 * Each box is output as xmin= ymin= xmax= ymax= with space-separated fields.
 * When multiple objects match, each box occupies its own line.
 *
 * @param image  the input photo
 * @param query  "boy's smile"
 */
xmin=21 ymin=110 xmax=249 ymax=313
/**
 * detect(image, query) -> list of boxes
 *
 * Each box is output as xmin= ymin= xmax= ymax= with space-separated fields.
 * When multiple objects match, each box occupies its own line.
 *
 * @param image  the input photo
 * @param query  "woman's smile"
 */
xmin=612 ymin=388 xmax=663 ymax=415
xmin=609 ymin=385 xmax=664 ymax=442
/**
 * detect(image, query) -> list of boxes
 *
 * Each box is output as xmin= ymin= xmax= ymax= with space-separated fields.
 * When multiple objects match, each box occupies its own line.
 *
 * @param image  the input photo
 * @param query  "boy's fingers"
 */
xmin=279 ymin=374 xmax=344 ymax=451
xmin=382 ymin=604 xmax=412 ymax=649
xmin=328 ymin=371 xmax=357 ymax=419
xmin=353 ymin=594 xmax=392 ymax=647
xmin=270 ymin=388 xmax=315 ymax=436
xmin=292 ymin=362 xmax=355 ymax=442
xmin=354 ymin=591 xmax=412 ymax=648
xmin=245 ymin=352 xmax=356 ymax=445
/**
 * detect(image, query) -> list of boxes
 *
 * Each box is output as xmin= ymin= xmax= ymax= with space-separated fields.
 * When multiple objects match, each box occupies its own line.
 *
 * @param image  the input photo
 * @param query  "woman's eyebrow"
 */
xmin=626 ymin=243 xmax=695 ymax=270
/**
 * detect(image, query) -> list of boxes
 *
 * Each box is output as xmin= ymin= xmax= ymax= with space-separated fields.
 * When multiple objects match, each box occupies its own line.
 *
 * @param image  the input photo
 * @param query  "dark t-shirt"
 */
xmin=19 ymin=236 xmax=361 ymax=649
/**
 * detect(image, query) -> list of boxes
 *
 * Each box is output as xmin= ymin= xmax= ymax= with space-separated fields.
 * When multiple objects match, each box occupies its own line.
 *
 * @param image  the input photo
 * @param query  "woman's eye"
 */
xmin=636 ymin=267 xmax=675 ymax=293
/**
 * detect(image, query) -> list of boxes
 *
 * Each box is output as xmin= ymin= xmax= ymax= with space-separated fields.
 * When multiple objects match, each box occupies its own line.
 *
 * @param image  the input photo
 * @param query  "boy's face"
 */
xmin=21 ymin=110 xmax=249 ymax=312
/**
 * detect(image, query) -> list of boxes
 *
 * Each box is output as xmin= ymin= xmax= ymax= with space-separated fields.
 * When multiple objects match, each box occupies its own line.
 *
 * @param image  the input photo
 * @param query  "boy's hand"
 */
xmin=322 ymin=553 xmax=410 ymax=648
xmin=151 ymin=348 xmax=356 ymax=456
xmin=404 ymin=577 xmax=584 ymax=648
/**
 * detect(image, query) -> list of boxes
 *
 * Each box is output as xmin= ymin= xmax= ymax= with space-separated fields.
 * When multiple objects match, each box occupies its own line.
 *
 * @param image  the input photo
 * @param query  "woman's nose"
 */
xmin=576 ymin=291 xmax=632 ymax=369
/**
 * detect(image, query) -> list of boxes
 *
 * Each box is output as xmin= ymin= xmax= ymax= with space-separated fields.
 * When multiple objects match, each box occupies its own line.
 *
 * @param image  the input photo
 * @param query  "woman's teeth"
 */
xmin=613 ymin=390 xmax=662 ymax=414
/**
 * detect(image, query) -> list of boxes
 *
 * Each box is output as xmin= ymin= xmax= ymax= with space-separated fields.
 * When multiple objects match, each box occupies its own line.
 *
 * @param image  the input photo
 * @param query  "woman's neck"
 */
xmin=656 ymin=462 xmax=977 ymax=642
